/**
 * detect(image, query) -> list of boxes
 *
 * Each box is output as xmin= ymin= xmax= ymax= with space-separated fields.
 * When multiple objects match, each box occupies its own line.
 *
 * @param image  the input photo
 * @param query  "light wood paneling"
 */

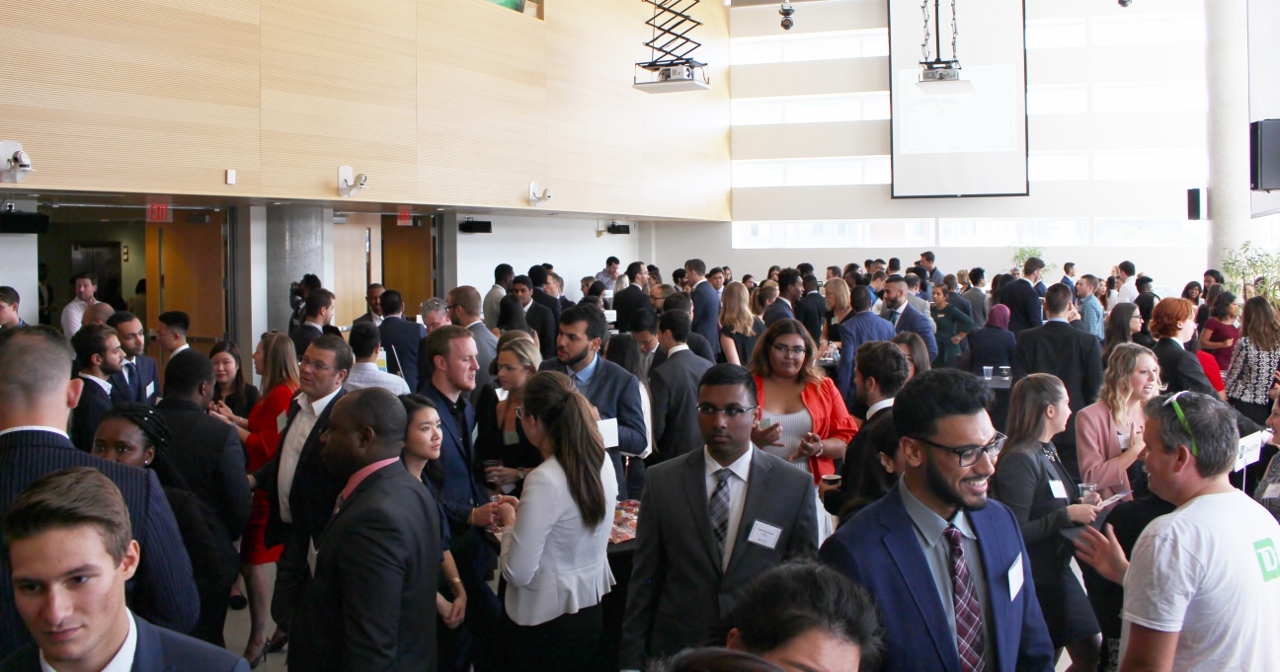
xmin=381 ymin=216 xmax=434 ymax=318
xmin=333 ymin=213 xmax=383 ymax=326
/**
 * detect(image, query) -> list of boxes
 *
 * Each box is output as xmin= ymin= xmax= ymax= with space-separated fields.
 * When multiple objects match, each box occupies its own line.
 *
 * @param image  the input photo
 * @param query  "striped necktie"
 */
xmin=944 ymin=524 xmax=986 ymax=672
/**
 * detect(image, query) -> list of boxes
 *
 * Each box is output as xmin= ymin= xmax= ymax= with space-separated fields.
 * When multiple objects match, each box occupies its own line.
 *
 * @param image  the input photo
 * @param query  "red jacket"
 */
xmin=753 ymin=374 xmax=858 ymax=483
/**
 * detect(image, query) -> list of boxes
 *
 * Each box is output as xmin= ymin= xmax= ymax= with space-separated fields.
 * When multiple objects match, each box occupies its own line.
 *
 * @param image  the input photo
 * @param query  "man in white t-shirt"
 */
xmin=1075 ymin=391 xmax=1280 ymax=672
xmin=1114 ymin=260 xmax=1139 ymax=305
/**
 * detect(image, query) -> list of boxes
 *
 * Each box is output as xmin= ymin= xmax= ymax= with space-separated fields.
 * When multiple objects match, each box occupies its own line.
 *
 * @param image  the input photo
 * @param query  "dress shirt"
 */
xmin=866 ymin=397 xmax=894 ymax=420
xmin=79 ymin=372 xmax=113 ymax=396
xmin=1047 ymin=317 xmax=1068 ymax=324
xmin=344 ymin=362 xmax=411 ymax=395
xmin=595 ymin=270 xmax=617 ymax=291
xmin=1116 ymin=281 xmax=1138 ymax=305
xmin=1079 ymin=294 xmax=1104 ymax=340
xmin=171 ymin=343 xmax=189 ymax=356
xmin=60 ymin=298 xmax=94 ymax=342
xmin=639 ymin=349 xmax=655 ymax=381
xmin=338 ymin=458 xmax=402 ymax=504
xmin=568 ymin=352 xmax=601 ymax=390
xmin=665 ymin=344 xmax=690 ymax=357
xmin=121 ymin=356 xmax=136 ymax=386
xmin=777 ymin=297 xmax=792 ymax=309
xmin=705 ymin=446 xmax=753 ymax=571
xmin=0 ymin=426 xmax=70 ymax=440
xmin=899 ymin=483 xmax=994 ymax=670
xmin=278 ymin=387 xmax=341 ymax=524
xmin=369 ymin=313 xmax=385 ymax=326
xmin=42 ymin=609 xmax=136 ymax=672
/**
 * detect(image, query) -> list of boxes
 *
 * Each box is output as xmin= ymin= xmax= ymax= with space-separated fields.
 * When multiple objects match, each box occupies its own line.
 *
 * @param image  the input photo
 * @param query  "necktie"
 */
xmin=709 ymin=468 xmax=733 ymax=561
xmin=944 ymin=525 xmax=986 ymax=672
xmin=124 ymin=361 xmax=140 ymax=401
xmin=890 ymin=311 xmax=900 ymax=326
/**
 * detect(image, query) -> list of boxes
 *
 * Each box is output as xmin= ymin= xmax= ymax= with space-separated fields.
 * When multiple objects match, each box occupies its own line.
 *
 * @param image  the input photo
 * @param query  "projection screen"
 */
xmin=888 ymin=0 xmax=1029 ymax=198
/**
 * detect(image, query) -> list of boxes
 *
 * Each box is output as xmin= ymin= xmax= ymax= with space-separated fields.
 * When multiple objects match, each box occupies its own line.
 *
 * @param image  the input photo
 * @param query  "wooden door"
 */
xmin=381 ymin=215 xmax=434 ymax=319
xmin=146 ymin=211 xmax=226 ymax=364
xmin=333 ymin=213 xmax=383 ymax=327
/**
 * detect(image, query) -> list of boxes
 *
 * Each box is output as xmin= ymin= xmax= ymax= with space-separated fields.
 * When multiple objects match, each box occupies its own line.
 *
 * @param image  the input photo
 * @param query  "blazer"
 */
xmin=0 ymin=613 xmax=249 ymax=672
xmin=649 ymin=349 xmax=714 ymax=462
xmin=835 ymin=311 xmax=897 ymax=408
xmin=483 ymin=284 xmax=506 ymax=330
xmin=467 ymin=320 xmax=499 ymax=404
xmin=1013 ymin=320 xmax=1103 ymax=478
xmin=154 ymin=398 xmax=252 ymax=540
xmin=110 ymin=354 xmax=161 ymax=406
xmin=0 ymin=430 xmax=199 ymax=656
xmin=252 ymin=389 xmax=348 ymax=547
xmin=421 ymin=383 xmax=484 ymax=536
xmin=962 ymin=287 xmax=990 ymax=328
xmin=948 ymin=291 xmax=973 ymax=319
xmin=651 ymin=331 xmax=715 ymax=370
xmin=762 ymin=298 xmax=796 ymax=327
xmin=378 ymin=316 xmax=427 ymax=393
xmin=690 ymin=280 xmax=723 ymax=357
xmin=352 ymin=310 xmax=378 ymax=325
xmin=991 ymin=445 xmax=1082 ymax=591
xmin=882 ymin=304 xmax=938 ymax=361
xmin=288 ymin=323 xmax=323 ymax=362
xmin=966 ymin=327 xmax=1017 ymax=374
xmin=532 ymin=286 xmax=563 ymax=325
xmin=1075 ymin=402 xmax=1137 ymax=501
xmin=619 ymin=448 xmax=818 ymax=669
xmin=798 ymin=292 xmax=827 ymax=344
xmin=1153 ymin=337 xmax=1216 ymax=396
xmin=753 ymin=375 xmax=858 ymax=483
xmin=70 ymin=376 xmax=115 ymax=452
xmin=524 ymin=301 xmax=558 ymax=361
xmin=999 ymin=278 xmax=1043 ymax=334
xmin=291 ymin=465 xmax=441 ymax=672
xmin=826 ymin=407 xmax=895 ymax=516
xmin=613 ymin=284 xmax=649 ymax=333
xmin=820 ymin=484 xmax=1055 ymax=672
xmin=499 ymin=457 xmax=619 ymax=626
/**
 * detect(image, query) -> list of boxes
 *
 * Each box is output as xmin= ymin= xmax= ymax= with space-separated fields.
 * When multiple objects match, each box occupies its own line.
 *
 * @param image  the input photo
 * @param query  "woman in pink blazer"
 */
xmin=1075 ymin=343 xmax=1162 ymax=500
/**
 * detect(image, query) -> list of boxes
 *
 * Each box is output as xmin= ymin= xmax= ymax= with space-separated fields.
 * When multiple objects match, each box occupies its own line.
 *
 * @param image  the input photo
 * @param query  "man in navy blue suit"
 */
xmin=763 ymin=268 xmax=802 ymax=327
xmin=377 ymin=289 xmax=427 ymax=392
xmin=879 ymin=275 xmax=938 ymax=362
xmin=821 ymin=369 xmax=1054 ymax=672
xmin=684 ymin=259 xmax=723 ymax=358
xmin=1 ymin=467 xmax=247 ymax=672
xmin=836 ymin=286 xmax=896 ymax=408
xmin=1000 ymin=257 xmax=1046 ymax=334
xmin=106 ymin=312 xmax=160 ymax=406
xmin=69 ymin=324 xmax=125 ymax=453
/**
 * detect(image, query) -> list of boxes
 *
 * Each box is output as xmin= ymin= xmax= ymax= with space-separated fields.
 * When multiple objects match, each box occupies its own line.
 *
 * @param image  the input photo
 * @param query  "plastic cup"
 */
xmin=1079 ymin=483 xmax=1100 ymax=506
xmin=983 ymin=366 xmax=993 ymax=380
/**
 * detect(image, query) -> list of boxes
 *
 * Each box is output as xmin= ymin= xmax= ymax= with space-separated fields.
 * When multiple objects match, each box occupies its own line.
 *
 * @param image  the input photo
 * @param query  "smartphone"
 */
xmin=759 ymin=418 xmax=773 ymax=429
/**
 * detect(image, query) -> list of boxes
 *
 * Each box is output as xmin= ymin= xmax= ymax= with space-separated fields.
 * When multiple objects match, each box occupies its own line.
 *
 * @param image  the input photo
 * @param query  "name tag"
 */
xmin=1008 ymin=553 xmax=1024 ymax=601
xmin=598 ymin=418 xmax=619 ymax=448
xmin=747 ymin=520 xmax=782 ymax=550
xmin=277 ymin=411 xmax=288 ymax=434
xmin=1264 ymin=483 xmax=1280 ymax=499
xmin=144 ymin=381 xmax=155 ymax=398
xmin=1048 ymin=479 xmax=1068 ymax=500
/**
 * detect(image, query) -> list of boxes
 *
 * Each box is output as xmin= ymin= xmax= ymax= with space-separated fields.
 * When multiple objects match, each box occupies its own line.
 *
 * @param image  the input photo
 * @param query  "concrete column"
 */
xmin=1205 ymin=0 xmax=1254 ymax=268
xmin=266 ymin=206 xmax=333 ymax=333
xmin=230 ymin=206 xmax=267 ymax=384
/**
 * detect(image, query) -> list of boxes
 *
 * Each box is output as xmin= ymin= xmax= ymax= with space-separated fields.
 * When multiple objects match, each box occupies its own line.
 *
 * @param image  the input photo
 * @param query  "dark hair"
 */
xmin=104 ymin=310 xmax=138 ymax=330
xmin=1210 ymin=291 xmax=1237 ymax=321
xmin=0 ymin=286 xmax=17 ymax=306
xmin=511 ymin=274 xmax=532 ymax=291
xmin=73 ymin=271 xmax=98 ymax=285
xmin=400 ymin=394 xmax=445 ymax=486
xmin=606 ymin=256 xmax=620 ymax=267
xmin=604 ymin=333 xmax=642 ymax=379
xmin=157 ymin=311 xmax=189 ymax=334
xmin=587 ymin=281 xmax=606 ymax=298
xmin=658 ymin=309 xmax=692 ymax=344
xmin=1241 ymin=296 xmax=1280 ymax=352
xmin=97 ymin=403 xmax=192 ymax=493
xmin=299 ymin=274 xmax=322 ymax=291
xmin=379 ymin=289 xmax=405 ymax=316
xmin=1204 ymin=269 xmax=1225 ymax=284
xmin=1063 ymin=262 xmax=1075 ymax=274
xmin=685 ymin=259 xmax=707 ymax=276
xmin=1102 ymin=303 xmax=1139 ymax=362
xmin=71 ymin=324 xmax=117 ymax=370
xmin=522 ymin=372 xmax=607 ymax=527
xmin=709 ymin=266 xmax=725 ymax=278
xmin=649 ymin=648 xmax=784 ymax=672
xmin=1022 ymin=257 xmax=1045 ymax=276
xmin=748 ymin=319 xmax=822 ymax=385
xmin=629 ymin=308 xmax=659 ymax=335
xmin=845 ymin=409 xmax=902 ymax=519
xmin=348 ymin=321 xmax=382 ymax=359
xmin=893 ymin=369 xmax=993 ymax=439
xmin=528 ymin=265 xmax=549 ymax=287
xmin=890 ymin=332 xmax=932 ymax=377
xmin=672 ymin=268 xmax=687 ymax=285
xmin=561 ymin=303 xmax=608 ymax=341
xmin=1135 ymin=276 xmax=1154 ymax=292
xmin=1079 ymin=274 xmax=1099 ymax=291
xmin=3 ymin=467 xmax=131 ymax=566
xmin=209 ymin=340 xmax=247 ymax=403
xmin=625 ymin=261 xmax=646 ymax=283
xmin=1118 ymin=260 xmax=1136 ymax=277
xmin=969 ymin=267 xmax=985 ymax=285
xmin=920 ymin=251 xmax=936 ymax=263
xmin=796 ymin=262 xmax=814 ymax=276
xmin=304 ymin=288 xmax=335 ymax=318
xmin=827 ymin=265 xmax=842 ymax=278
xmin=339 ymin=388 xmax=409 ymax=455
xmin=497 ymin=294 xmax=534 ymax=336
xmin=308 ymin=334 xmax=354 ymax=373
xmin=1044 ymin=283 xmax=1072 ymax=315
xmin=802 ymin=274 xmax=819 ymax=292
xmin=494 ymin=263 xmax=514 ymax=284
xmin=850 ymin=285 xmax=875 ymax=312
xmin=700 ymin=363 xmax=759 ymax=407
xmin=663 ymin=292 xmax=693 ymax=315
xmin=1181 ymin=281 xmax=1203 ymax=301
xmin=1145 ymin=392 xmax=1239 ymax=477
xmin=777 ymin=268 xmax=802 ymax=292
xmin=855 ymin=342 xmax=911 ymax=398
xmin=648 ymin=264 xmax=662 ymax=285
xmin=164 ymin=350 xmax=215 ymax=397
xmin=1003 ymin=374 xmax=1068 ymax=456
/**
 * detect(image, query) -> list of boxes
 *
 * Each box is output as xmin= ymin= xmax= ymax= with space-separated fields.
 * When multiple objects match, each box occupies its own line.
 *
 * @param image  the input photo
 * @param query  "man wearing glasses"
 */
xmin=619 ymin=364 xmax=817 ymax=672
xmin=821 ymin=368 xmax=1054 ymax=672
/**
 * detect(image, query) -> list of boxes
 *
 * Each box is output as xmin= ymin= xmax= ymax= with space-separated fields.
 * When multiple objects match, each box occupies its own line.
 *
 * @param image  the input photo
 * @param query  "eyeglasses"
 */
xmin=771 ymin=344 xmax=807 ymax=358
xmin=1162 ymin=391 xmax=1199 ymax=456
xmin=298 ymin=357 xmax=334 ymax=372
xmin=696 ymin=404 xmax=757 ymax=418
xmin=909 ymin=432 xmax=1006 ymax=467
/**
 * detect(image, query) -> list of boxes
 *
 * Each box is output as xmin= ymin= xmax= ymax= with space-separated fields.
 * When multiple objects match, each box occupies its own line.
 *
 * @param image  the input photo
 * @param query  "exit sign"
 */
xmin=397 ymin=211 xmax=412 ymax=226
xmin=146 ymin=202 xmax=172 ymax=223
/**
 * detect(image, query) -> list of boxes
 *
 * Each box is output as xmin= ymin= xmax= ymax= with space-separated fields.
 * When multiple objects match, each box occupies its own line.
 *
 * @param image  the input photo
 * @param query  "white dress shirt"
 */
xmin=866 ymin=397 xmax=894 ymax=420
xmin=0 ymin=426 xmax=70 ymax=440
xmin=1116 ymin=280 xmax=1139 ymax=305
xmin=705 ymin=446 xmax=753 ymax=571
xmin=278 ymin=387 xmax=341 ymax=523
xmin=344 ymin=362 xmax=410 ymax=395
xmin=60 ymin=298 xmax=93 ymax=342
xmin=42 ymin=609 xmax=136 ymax=672
xmin=79 ymin=373 xmax=113 ymax=396
xmin=171 ymin=343 xmax=190 ymax=356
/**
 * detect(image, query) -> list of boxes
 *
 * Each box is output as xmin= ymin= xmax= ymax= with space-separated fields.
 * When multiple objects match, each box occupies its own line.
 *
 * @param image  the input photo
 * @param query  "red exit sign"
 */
xmin=146 ymin=202 xmax=172 ymax=223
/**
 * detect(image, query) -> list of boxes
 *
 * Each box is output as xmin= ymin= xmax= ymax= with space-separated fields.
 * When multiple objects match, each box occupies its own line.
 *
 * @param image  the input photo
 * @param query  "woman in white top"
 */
xmin=496 ymin=371 xmax=618 ymax=671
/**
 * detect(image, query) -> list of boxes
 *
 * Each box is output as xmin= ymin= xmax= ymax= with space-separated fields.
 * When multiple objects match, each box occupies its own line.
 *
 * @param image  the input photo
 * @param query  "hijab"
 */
xmin=986 ymin=303 xmax=1011 ymax=331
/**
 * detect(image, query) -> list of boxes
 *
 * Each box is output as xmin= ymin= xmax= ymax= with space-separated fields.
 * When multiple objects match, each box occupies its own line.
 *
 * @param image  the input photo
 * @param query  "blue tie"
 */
xmin=125 ymin=362 xmax=140 ymax=401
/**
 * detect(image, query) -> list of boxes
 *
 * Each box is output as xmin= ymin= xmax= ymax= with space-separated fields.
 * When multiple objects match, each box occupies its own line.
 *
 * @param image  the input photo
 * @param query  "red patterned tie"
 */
xmin=944 ymin=525 xmax=986 ymax=672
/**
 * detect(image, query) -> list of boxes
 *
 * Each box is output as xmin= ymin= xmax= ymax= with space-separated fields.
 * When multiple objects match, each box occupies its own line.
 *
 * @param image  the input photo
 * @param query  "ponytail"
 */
xmin=523 ymin=372 xmax=608 ymax=528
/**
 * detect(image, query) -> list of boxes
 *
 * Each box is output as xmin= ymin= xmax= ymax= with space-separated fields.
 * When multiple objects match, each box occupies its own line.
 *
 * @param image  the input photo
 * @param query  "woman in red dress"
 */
xmin=214 ymin=333 xmax=297 ymax=665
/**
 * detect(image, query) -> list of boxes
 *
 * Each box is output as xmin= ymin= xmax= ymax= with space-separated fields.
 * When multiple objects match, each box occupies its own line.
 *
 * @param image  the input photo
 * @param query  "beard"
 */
xmin=558 ymin=347 xmax=590 ymax=368
xmin=925 ymin=452 xmax=989 ymax=512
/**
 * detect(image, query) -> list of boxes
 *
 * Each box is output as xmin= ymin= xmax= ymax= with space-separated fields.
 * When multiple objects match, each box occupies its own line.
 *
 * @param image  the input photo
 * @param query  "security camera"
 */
xmin=1118 ymin=0 xmax=1132 ymax=6
xmin=0 ymin=141 xmax=33 ymax=183
xmin=353 ymin=173 xmax=368 ymax=189
xmin=779 ymin=3 xmax=795 ymax=30
xmin=337 ymin=165 xmax=368 ymax=197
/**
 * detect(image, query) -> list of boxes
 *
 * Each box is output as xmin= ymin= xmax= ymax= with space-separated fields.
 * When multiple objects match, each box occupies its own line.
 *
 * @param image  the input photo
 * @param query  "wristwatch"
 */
xmin=517 ymin=468 xmax=526 ymax=481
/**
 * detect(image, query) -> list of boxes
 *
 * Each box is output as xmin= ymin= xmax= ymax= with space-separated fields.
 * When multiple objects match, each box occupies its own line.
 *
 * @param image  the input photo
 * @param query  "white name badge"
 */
xmin=145 ymin=381 xmax=155 ymax=398
xmin=1048 ymin=479 xmax=1068 ymax=500
xmin=277 ymin=411 xmax=288 ymax=434
xmin=1008 ymin=553 xmax=1024 ymax=601
xmin=747 ymin=520 xmax=782 ymax=550
xmin=1235 ymin=430 xmax=1270 ymax=473
xmin=598 ymin=418 xmax=619 ymax=448
xmin=1263 ymin=483 xmax=1280 ymax=500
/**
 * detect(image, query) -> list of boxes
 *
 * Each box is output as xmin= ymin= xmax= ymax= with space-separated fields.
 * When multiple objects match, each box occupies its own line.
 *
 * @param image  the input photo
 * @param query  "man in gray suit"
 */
xmin=446 ymin=285 xmax=497 ymax=404
xmin=648 ymin=309 xmax=712 ymax=464
xmin=619 ymin=364 xmax=818 ymax=671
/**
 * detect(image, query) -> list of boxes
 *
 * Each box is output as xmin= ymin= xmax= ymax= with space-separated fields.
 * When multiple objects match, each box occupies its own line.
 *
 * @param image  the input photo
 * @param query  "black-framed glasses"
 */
xmin=299 ymin=357 xmax=334 ymax=372
xmin=909 ymin=432 xmax=1006 ymax=467
xmin=771 ymin=344 xmax=807 ymax=358
xmin=696 ymin=404 xmax=757 ymax=418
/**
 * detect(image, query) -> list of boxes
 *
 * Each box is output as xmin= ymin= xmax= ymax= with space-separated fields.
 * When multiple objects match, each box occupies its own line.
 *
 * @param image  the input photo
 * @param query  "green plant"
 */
xmin=1222 ymin=241 xmax=1280 ymax=304
xmin=1011 ymin=246 xmax=1055 ymax=276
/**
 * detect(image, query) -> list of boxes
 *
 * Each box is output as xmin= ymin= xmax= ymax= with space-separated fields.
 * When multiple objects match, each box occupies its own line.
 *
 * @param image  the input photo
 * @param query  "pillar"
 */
xmin=1205 ymin=0 xmax=1254 ymax=269
xmin=265 ymin=206 xmax=334 ymax=333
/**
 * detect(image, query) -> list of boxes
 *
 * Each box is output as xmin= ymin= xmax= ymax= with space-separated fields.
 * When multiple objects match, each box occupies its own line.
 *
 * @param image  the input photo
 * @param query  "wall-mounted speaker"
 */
xmin=0 ymin=211 xmax=49 ymax=234
xmin=606 ymin=223 xmax=631 ymax=235
xmin=1187 ymin=188 xmax=1201 ymax=220
xmin=459 ymin=220 xmax=492 ymax=234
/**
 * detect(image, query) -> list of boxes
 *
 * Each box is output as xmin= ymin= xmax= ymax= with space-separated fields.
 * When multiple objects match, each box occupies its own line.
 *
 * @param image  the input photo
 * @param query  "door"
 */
xmin=146 ymin=210 xmax=227 ymax=364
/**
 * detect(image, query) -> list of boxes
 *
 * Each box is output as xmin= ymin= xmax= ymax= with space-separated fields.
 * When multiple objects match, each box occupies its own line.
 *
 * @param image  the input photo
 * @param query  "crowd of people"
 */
xmin=0 ymin=250 xmax=1278 ymax=672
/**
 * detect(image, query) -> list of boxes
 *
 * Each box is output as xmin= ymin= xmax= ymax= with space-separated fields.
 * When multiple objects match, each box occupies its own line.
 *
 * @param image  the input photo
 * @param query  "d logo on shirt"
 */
xmin=1255 ymin=538 xmax=1280 ymax=582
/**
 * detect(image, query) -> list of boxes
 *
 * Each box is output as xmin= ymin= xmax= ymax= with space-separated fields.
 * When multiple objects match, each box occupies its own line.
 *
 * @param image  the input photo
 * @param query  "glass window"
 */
xmin=1090 ymin=12 xmax=1204 ymax=47
xmin=730 ymin=29 xmax=889 ymax=65
xmin=732 ymin=219 xmax=934 ymax=249
xmin=732 ymin=156 xmax=893 ymax=188
xmin=1025 ymin=18 xmax=1088 ymax=50
xmin=1093 ymin=218 xmax=1209 ymax=247
xmin=938 ymin=219 xmax=1090 ymax=247
xmin=1027 ymin=85 xmax=1089 ymax=115
xmin=1028 ymin=152 xmax=1090 ymax=181
xmin=1092 ymin=150 xmax=1208 ymax=181
xmin=732 ymin=92 xmax=891 ymax=126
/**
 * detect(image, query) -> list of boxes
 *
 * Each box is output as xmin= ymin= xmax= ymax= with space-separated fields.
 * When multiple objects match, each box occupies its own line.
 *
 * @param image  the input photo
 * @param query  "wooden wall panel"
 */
xmin=333 ymin=213 xmax=383 ymax=326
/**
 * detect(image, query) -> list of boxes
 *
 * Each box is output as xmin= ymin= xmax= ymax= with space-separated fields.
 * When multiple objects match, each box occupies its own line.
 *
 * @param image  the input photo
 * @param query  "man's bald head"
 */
xmin=0 ymin=327 xmax=77 ymax=414
xmin=82 ymin=302 xmax=116 ymax=328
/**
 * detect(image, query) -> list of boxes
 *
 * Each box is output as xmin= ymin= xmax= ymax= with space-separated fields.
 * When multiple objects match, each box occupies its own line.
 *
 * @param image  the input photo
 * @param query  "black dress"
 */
xmin=216 ymin=384 xmax=260 ymax=421
xmin=720 ymin=317 xmax=765 ymax=364
xmin=474 ymin=384 xmax=542 ymax=498
xmin=992 ymin=442 xmax=1101 ymax=648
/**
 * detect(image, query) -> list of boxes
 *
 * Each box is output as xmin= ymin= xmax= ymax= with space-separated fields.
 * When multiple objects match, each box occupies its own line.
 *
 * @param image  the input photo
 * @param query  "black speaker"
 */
xmin=606 ymin=223 xmax=631 ymax=235
xmin=0 ymin=211 xmax=49 ymax=234
xmin=1251 ymin=119 xmax=1280 ymax=191
xmin=458 ymin=220 xmax=492 ymax=234
xmin=1187 ymin=188 xmax=1201 ymax=220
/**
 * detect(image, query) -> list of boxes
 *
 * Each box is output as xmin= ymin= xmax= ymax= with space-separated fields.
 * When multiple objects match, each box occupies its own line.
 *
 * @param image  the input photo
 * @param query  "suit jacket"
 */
xmin=532 ymin=287 xmax=562 ymax=325
xmin=421 ymin=383 xmax=483 ymax=536
xmin=70 ymin=376 xmax=115 ymax=452
xmin=0 ymin=614 xmax=248 ymax=672
xmin=649 ymin=349 xmax=714 ymax=463
xmin=836 ymin=311 xmax=897 ymax=408
xmin=948 ymin=291 xmax=973 ymax=319
xmin=379 ymin=316 xmax=426 ymax=393
xmin=253 ymin=389 xmax=348 ymax=546
xmin=762 ymin=297 xmax=796 ymax=327
xmin=0 ymin=430 xmax=199 ymax=656
xmin=619 ymin=448 xmax=818 ymax=669
xmin=289 ymin=323 xmax=323 ymax=362
xmin=1012 ymin=321 xmax=1103 ymax=480
xmin=999 ymin=279 xmax=1043 ymax=334
xmin=352 ymin=311 xmax=378 ymax=325
xmin=1153 ymin=337 xmax=1216 ymax=396
xmin=483 ymin=284 xmax=506 ymax=330
xmin=110 ymin=354 xmax=161 ymax=406
xmin=291 ymin=465 xmax=440 ymax=672
xmin=613 ymin=284 xmax=649 ymax=333
xmin=826 ymin=408 xmax=896 ymax=516
xmin=966 ymin=327 xmax=1017 ymax=374
xmin=962 ymin=287 xmax=990 ymax=328
xmin=650 ymin=331 xmax=716 ymax=370
xmin=524 ymin=301 xmax=558 ymax=361
xmin=467 ymin=321 xmax=499 ymax=404
xmin=991 ymin=446 xmax=1082 ymax=592
xmin=798 ymin=292 xmax=827 ymax=344
xmin=154 ymin=399 xmax=252 ymax=540
xmin=690 ymin=280 xmax=723 ymax=357
xmin=882 ymin=304 xmax=938 ymax=361
xmin=820 ymin=484 xmax=1055 ymax=672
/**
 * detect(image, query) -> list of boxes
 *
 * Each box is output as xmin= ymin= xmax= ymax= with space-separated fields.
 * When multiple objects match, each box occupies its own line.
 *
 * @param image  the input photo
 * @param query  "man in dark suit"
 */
xmin=764 ymin=268 xmax=803 ymax=327
xmin=943 ymin=274 xmax=972 ymax=319
xmin=105 ymin=312 xmax=160 ymax=406
xmin=290 ymin=388 xmax=440 ymax=671
xmin=0 ymin=326 xmax=199 ymax=658
xmin=620 ymin=364 xmax=817 ymax=671
xmin=154 ymin=350 xmax=251 ymax=645
xmin=685 ymin=258 xmax=723 ymax=358
xmin=69 ymin=324 xmax=124 ymax=453
xmin=541 ymin=304 xmax=648 ymax=500
xmin=827 ymin=342 xmax=910 ymax=516
xmin=289 ymin=288 xmax=333 ymax=360
xmin=513 ymin=274 xmax=557 ymax=361
xmin=820 ymin=369 xmax=1055 ymax=672
xmin=1000 ymin=257 xmax=1046 ymax=334
xmin=797 ymin=274 xmax=827 ymax=344
xmin=613 ymin=262 xmax=651 ymax=333
xmin=648 ymin=294 xmax=716 ymax=370
xmin=880 ymin=275 xmax=938 ymax=361
xmin=649 ymin=310 xmax=714 ymax=464
xmin=836 ymin=286 xmax=897 ymax=408
xmin=249 ymin=335 xmax=350 ymax=646
xmin=447 ymin=285 xmax=498 ymax=403
xmin=0 ymin=467 xmax=248 ymax=672
xmin=352 ymin=282 xmax=384 ymax=326
xmin=527 ymin=264 xmax=562 ymax=325
xmin=377 ymin=289 xmax=427 ymax=392
xmin=1012 ymin=283 xmax=1103 ymax=481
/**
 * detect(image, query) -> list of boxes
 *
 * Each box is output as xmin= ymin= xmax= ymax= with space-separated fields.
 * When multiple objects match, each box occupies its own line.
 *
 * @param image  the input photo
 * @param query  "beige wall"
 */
xmin=1 ymin=0 xmax=731 ymax=221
